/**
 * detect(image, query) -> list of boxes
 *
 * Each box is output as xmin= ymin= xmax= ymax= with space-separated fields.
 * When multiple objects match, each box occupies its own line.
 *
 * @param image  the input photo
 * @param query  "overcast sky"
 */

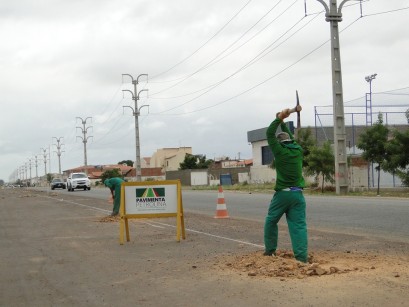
xmin=1 ymin=0 xmax=409 ymax=181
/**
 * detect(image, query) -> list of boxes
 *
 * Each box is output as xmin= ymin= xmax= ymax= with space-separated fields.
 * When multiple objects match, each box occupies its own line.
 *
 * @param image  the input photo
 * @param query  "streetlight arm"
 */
xmin=122 ymin=74 xmax=134 ymax=83
xmin=122 ymin=89 xmax=135 ymax=100
xmin=136 ymin=73 xmax=148 ymax=84
xmin=138 ymin=105 xmax=150 ymax=115
xmin=338 ymin=0 xmax=351 ymax=13
xmin=123 ymin=105 xmax=135 ymax=115
xmin=137 ymin=89 xmax=148 ymax=100
xmin=315 ymin=0 xmax=329 ymax=13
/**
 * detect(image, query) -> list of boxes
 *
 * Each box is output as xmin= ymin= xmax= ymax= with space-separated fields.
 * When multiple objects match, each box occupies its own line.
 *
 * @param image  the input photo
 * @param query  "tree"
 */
xmin=384 ymin=127 xmax=409 ymax=186
xmin=46 ymin=173 xmax=54 ymax=183
xmin=118 ymin=160 xmax=134 ymax=167
xmin=179 ymin=154 xmax=212 ymax=170
xmin=100 ymin=169 xmax=122 ymax=184
xmin=0 ymin=179 xmax=4 ymax=186
xmin=304 ymin=141 xmax=335 ymax=193
xmin=197 ymin=155 xmax=213 ymax=169
xmin=270 ymin=127 xmax=316 ymax=170
xmin=357 ymin=113 xmax=390 ymax=195
xmin=296 ymin=127 xmax=317 ymax=168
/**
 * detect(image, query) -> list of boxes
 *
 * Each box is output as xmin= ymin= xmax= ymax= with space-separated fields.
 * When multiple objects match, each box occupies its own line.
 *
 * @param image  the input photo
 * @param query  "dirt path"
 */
xmin=1 ymin=188 xmax=408 ymax=306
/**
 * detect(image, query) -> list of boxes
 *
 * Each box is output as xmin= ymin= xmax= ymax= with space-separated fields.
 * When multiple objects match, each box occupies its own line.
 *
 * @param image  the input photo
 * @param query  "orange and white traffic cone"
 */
xmin=214 ymin=185 xmax=229 ymax=219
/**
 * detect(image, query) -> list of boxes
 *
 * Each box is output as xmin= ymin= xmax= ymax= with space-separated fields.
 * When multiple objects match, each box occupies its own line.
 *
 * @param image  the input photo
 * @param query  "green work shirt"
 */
xmin=104 ymin=177 xmax=124 ymax=190
xmin=266 ymin=118 xmax=305 ymax=191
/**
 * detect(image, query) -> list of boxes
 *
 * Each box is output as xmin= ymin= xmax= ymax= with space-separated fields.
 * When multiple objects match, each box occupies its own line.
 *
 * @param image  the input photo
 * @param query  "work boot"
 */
xmin=263 ymin=251 xmax=276 ymax=256
xmin=110 ymin=211 xmax=118 ymax=217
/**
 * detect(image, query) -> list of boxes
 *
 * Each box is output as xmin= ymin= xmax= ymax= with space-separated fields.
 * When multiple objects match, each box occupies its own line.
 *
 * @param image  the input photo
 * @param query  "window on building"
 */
xmin=261 ymin=146 xmax=274 ymax=165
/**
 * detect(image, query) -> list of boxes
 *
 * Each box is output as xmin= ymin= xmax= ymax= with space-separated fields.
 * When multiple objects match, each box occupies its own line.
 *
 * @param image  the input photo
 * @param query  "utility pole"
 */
xmin=24 ymin=163 xmax=28 ymax=182
xmin=53 ymin=137 xmax=64 ymax=174
xmin=41 ymin=148 xmax=48 ymax=177
xmin=316 ymin=0 xmax=350 ymax=195
xmin=48 ymin=145 xmax=51 ymax=174
xmin=34 ymin=155 xmax=39 ymax=181
xmin=76 ymin=117 xmax=93 ymax=166
xmin=28 ymin=159 xmax=32 ymax=186
xmin=122 ymin=73 xmax=149 ymax=182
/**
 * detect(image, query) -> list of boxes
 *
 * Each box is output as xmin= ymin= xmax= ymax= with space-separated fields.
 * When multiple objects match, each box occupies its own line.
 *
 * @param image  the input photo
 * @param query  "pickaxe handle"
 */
xmin=277 ymin=104 xmax=302 ymax=119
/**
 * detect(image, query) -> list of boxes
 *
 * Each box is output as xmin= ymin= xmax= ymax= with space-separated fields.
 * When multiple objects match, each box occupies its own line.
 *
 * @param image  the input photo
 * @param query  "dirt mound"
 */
xmin=223 ymin=250 xmax=386 ymax=279
xmin=98 ymin=215 xmax=121 ymax=223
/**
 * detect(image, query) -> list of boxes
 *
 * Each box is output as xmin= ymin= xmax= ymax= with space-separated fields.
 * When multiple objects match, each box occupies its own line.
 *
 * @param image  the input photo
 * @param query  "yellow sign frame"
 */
xmin=119 ymin=180 xmax=185 ymax=245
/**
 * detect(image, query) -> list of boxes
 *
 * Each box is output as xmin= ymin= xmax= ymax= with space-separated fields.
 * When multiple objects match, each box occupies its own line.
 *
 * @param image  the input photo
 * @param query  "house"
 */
xmin=247 ymin=123 xmax=407 ymax=188
xmin=63 ymin=164 xmax=165 ymax=183
xmin=150 ymin=147 xmax=192 ymax=172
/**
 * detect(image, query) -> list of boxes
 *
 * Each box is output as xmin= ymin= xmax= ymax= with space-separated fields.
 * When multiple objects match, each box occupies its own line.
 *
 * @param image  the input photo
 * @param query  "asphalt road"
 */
xmin=43 ymin=187 xmax=409 ymax=243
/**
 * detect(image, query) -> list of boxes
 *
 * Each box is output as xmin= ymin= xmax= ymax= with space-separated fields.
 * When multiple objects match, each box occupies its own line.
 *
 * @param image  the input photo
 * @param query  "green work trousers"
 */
xmin=264 ymin=190 xmax=308 ymax=262
xmin=112 ymin=184 xmax=122 ymax=214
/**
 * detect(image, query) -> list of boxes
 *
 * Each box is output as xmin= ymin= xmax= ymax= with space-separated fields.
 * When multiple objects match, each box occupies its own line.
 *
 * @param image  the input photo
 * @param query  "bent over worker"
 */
xmin=104 ymin=177 xmax=124 ymax=216
xmin=264 ymin=108 xmax=308 ymax=263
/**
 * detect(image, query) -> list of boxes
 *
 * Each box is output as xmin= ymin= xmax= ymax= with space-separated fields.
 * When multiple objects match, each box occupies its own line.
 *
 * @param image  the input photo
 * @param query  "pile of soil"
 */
xmin=98 ymin=215 xmax=121 ymax=223
xmin=223 ymin=250 xmax=402 ymax=279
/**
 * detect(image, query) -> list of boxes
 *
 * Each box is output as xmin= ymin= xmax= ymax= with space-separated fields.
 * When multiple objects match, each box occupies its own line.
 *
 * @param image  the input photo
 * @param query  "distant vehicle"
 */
xmin=67 ymin=172 xmax=91 ymax=191
xmin=50 ymin=178 xmax=66 ymax=190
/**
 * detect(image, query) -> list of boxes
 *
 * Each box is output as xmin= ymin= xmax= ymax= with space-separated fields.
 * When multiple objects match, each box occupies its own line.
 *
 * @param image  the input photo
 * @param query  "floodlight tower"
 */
xmin=365 ymin=73 xmax=377 ymax=126
xmin=365 ymin=73 xmax=377 ymax=188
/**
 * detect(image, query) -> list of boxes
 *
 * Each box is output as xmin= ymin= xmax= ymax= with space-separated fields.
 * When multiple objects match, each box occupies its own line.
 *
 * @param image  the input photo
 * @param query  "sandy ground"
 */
xmin=1 ymin=188 xmax=409 ymax=306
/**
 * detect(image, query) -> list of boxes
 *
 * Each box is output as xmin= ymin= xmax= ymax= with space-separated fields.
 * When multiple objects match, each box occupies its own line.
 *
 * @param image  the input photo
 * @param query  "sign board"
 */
xmin=119 ymin=180 xmax=185 ymax=245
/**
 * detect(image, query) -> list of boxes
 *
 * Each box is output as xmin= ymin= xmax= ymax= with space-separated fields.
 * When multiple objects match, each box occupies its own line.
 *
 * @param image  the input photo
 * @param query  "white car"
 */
xmin=67 ymin=173 xmax=91 ymax=191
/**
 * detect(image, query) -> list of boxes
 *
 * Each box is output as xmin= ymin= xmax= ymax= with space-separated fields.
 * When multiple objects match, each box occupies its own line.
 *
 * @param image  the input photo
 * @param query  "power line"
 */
xmin=362 ymin=6 xmax=409 ymax=17
xmin=148 ymin=0 xmax=288 ymax=90
xmin=154 ymin=16 xmax=361 ymax=116
xmin=152 ymin=13 xmax=318 ymax=114
xmin=149 ymin=0 xmax=254 ymax=80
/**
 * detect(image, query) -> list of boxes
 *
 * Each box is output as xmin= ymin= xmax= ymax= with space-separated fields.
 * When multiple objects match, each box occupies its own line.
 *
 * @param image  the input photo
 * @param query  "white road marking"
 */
xmin=42 ymin=195 xmax=263 ymax=248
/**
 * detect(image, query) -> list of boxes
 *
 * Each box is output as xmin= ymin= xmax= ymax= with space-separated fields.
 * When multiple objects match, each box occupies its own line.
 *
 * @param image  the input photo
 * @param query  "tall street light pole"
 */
xmin=41 ymin=148 xmax=48 ymax=176
xmin=76 ymin=117 xmax=93 ymax=166
xmin=122 ymin=73 xmax=148 ymax=182
xmin=53 ymin=137 xmax=64 ymax=174
xmin=28 ymin=159 xmax=32 ymax=186
xmin=316 ymin=0 xmax=350 ymax=195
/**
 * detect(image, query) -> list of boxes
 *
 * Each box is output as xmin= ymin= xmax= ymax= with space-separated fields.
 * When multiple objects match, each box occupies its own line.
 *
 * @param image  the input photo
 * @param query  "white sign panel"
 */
xmin=124 ymin=184 xmax=178 ymax=215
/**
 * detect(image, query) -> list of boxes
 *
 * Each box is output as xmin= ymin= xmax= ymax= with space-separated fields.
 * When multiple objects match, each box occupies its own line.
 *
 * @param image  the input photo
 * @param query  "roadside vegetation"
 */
xmin=189 ymin=183 xmax=409 ymax=198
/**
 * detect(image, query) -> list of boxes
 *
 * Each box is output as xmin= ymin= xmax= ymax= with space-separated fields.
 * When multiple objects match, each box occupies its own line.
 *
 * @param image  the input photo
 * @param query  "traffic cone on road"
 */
xmin=214 ymin=185 xmax=229 ymax=219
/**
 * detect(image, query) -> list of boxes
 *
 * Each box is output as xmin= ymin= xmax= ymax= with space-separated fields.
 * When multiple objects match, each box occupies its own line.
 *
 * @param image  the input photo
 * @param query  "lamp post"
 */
xmin=53 ymin=137 xmax=64 ymax=174
xmin=365 ymin=73 xmax=377 ymax=126
xmin=41 ymin=148 xmax=48 ymax=176
xmin=122 ymin=73 xmax=148 ymax=182
xmin=365 ymin=73 xmax=377 ymax=188
xmin=76 ymin=117 xmax=93 ymax=166
xmin=28 ymin=159 xmax=32 ymax=186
